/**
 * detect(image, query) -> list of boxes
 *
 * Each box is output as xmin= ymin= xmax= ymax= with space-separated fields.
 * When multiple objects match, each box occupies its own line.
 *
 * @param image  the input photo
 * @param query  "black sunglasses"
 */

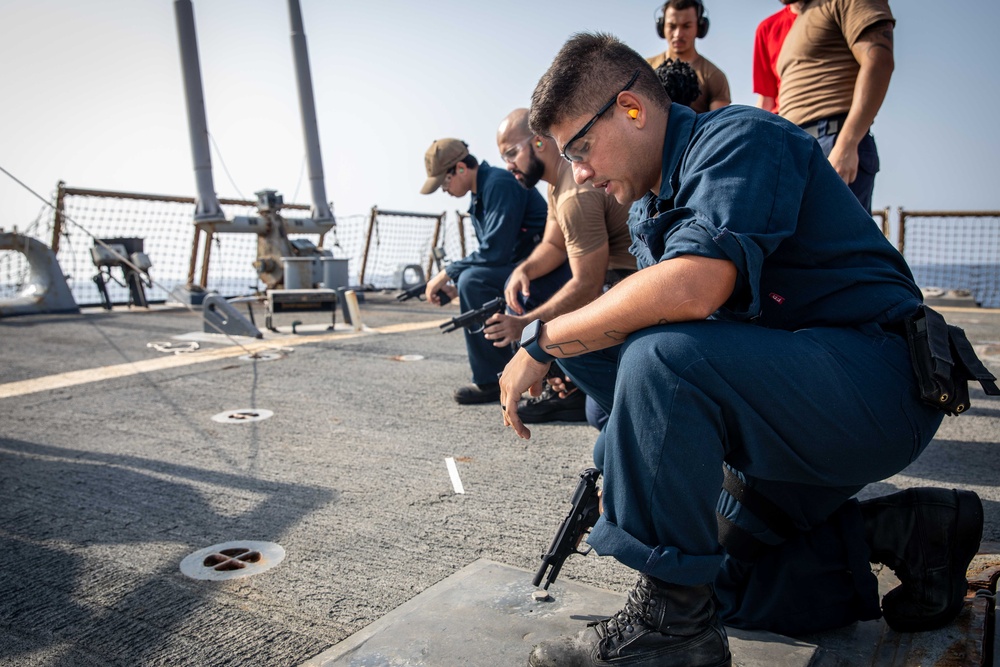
xmin=560 ymin=69 xmax=641 ymax=163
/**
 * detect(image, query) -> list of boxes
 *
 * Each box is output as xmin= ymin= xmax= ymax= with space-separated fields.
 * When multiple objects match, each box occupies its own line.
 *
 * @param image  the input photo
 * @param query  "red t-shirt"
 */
xmin=752 ymin=6 xmax=797 ymax=113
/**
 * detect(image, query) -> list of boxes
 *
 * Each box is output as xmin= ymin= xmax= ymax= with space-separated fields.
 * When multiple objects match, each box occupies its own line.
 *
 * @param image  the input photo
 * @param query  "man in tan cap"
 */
xmin=420 ymin=138 xmax=547 ymax=404
xmin=487 ymin=108 xmax=635 ymax=424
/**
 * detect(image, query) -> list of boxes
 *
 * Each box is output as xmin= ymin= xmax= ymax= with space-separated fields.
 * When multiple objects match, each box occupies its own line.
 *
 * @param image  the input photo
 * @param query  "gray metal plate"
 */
xmin=302 ymin=559 xmax=817 ymax=667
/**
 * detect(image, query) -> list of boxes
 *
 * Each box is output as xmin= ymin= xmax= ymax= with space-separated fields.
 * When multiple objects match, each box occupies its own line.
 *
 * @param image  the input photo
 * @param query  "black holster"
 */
xmin=903 ymin=305 xmax=999 ymax=415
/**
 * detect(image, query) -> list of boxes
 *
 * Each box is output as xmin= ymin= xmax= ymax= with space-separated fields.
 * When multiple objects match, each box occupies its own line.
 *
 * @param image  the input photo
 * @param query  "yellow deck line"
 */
xmin=0 ymin=319 xmax=445 ymax=400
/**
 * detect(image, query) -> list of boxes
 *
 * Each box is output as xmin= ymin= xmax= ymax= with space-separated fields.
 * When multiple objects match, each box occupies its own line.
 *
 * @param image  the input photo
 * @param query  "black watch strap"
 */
xmin=520 ymin=319 xmax=554 ymax=363
xmin=523 ymin=337 xmax=555 ymax=364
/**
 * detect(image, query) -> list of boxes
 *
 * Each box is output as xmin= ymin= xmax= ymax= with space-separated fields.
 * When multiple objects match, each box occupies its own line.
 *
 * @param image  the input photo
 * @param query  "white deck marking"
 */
xmin=0 ymin=319 xmax=445 ymax=400
xmin=445 ymin=457 xmax=465 ymax=495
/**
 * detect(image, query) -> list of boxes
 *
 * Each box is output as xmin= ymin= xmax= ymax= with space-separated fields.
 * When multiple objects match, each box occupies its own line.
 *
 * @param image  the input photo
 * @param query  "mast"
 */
xmin=173 ymin=0 xmax=225 ymax=223
xmin=288 ymin=0 xmax=335 ymax=224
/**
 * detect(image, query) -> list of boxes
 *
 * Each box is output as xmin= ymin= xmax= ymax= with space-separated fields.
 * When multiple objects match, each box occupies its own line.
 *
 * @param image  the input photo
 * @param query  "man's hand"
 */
xmin=499 ymin=349 xmax=550 ymax=439
xmin=547 ymin=374 xmax=575 ymax=398
xmin=425 ymin=270 xmax=454 ymax=306
xmin=483 ymin=312 xmax=528 ymax=347
xmin=504 ymin=267 xmax=531 ymax=315
xmin=832 ymin=19 xmax=894 ymax=187
xmin=827 ymin=138 xmax=860 ymax=185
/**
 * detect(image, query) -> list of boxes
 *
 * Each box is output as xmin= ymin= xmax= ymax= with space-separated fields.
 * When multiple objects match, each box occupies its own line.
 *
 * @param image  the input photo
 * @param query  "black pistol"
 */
xmin=439 ymin=296 xmax=504 ymax=334
xmin=533 ymin=467 xmax=602 ymax=590
xmin=396 ymin=282 xmax=451 ymax=305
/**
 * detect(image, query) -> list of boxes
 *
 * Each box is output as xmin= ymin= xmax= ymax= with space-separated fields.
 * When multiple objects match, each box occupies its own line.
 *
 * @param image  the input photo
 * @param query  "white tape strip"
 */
xmin=445 ymin=457 xmax=465 ymax=494
xmin=0 ymin=320 xmax=442 ymax=400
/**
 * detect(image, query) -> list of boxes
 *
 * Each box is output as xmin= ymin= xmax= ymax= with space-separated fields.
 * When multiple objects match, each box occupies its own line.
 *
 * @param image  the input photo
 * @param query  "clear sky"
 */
xmin=2 ymin=0 xmax=999 ymax=236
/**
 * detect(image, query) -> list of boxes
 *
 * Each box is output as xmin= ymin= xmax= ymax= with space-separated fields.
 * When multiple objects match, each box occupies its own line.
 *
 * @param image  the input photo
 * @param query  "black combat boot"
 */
xmin=453 ymin=382 xmax=500 ymax=405
xmin=860 ymin=487 xmax=983 ymax=632
xmin=528 ymin=576 xmax=731 ymax=667
xmin=516 ymin=385 xmax=587 ymax=423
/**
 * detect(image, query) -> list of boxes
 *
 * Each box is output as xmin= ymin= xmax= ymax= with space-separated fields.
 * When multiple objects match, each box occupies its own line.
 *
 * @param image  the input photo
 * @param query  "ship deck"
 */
xmin=1 ymin=295 xmax=999 ymax=666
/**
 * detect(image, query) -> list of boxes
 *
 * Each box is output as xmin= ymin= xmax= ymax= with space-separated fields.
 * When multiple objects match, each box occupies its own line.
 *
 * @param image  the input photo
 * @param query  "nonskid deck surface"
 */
xmin=1 ymin=295 xmax=998 ymax=667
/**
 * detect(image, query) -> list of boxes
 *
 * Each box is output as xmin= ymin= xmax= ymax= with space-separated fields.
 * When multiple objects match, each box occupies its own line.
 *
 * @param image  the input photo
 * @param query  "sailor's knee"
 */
xmin=619 ymin=325 xmax=706 ymax=376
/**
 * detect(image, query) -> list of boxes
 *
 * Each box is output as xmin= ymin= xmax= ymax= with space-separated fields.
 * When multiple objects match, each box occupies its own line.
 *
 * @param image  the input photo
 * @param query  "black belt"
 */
xmin=799 ymin=114 xmax=849 ymax=139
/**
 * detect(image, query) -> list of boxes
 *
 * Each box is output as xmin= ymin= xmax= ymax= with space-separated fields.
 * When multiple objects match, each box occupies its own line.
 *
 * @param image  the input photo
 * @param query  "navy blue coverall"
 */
xmin=445 ymin=161 xmax=548 ymax=385
xmin=557 ymin=104 xmax=944 ymax=635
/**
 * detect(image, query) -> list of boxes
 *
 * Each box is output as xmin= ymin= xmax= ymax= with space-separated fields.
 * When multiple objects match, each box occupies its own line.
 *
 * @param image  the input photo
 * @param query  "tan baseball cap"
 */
xmin=420 ymin=138 xmax=469 ymax=194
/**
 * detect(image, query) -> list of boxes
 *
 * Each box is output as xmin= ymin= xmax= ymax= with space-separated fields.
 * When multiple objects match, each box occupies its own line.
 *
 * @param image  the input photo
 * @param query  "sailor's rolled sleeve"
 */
xmin=633 ymin=111 xmax=815 ymax=321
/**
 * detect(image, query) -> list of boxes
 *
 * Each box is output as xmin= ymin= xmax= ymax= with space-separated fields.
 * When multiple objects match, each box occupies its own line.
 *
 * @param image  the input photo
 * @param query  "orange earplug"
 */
xmin=627 ymin=109 xmax=639 ymax=119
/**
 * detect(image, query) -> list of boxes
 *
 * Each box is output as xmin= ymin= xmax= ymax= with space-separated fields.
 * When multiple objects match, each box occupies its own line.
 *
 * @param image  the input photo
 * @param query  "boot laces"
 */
xmin=589 ymin=577 xmax=658 ymax=643
xmin=524 ymin=386 xmax=556 ymax=405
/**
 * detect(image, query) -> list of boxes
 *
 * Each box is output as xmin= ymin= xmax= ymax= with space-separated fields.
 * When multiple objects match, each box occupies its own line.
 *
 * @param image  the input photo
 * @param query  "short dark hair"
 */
xmin=664 ymin=0 xmax=703 ymax=14
xmin=459 ymin=154 xmax=478 ymax=169
xmin=529 ymin=33 xmax=669 ymax=138
xmin=656 ymin=58 xmax=701 ymax=107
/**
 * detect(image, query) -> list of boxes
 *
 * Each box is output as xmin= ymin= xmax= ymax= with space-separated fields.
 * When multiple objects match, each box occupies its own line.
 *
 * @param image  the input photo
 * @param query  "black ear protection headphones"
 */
xmin=655 ymin=0 xmax=709 ymax=39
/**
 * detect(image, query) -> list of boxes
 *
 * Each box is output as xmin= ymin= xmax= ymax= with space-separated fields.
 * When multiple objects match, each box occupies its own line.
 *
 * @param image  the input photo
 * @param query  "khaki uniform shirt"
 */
xmin=646 ymin=52 xmax=731 ymax=114
xmin=777 ymin=0 xmax=895 ymax=126
xmin=548 ymin=161 xmax=636 ymax=273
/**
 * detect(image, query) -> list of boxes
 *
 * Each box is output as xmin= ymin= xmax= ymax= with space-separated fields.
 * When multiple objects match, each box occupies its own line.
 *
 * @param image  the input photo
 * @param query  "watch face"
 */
xmin=521 ymin=319 xmax=541 ymax=346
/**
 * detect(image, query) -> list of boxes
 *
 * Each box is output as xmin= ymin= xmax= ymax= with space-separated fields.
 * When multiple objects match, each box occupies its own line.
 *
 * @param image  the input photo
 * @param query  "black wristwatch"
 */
xmin=520 ymin=319 xmax=555 ymax=363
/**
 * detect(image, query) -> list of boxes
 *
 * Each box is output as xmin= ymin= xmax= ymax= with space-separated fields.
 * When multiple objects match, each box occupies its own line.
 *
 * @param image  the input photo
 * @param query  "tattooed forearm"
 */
xmin=603 ymin=322 xmax=667 ymax=342
xmin=545 ymin=340 xmax=590 ymax=356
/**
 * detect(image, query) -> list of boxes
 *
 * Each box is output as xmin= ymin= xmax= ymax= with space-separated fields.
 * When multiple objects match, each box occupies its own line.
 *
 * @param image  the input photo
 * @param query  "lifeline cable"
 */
xmin=0 ymin=162 xmax=262 ymax=356
xmin=207 ymin=131 xmax=248 ymax=201
xmin=2 ymin=163 xmax=286 ymax=476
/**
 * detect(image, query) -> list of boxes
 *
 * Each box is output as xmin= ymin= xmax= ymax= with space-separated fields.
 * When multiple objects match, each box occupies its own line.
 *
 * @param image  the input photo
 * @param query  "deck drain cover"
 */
xmin=239 ymin=351 xmax=283 ymax=362
xmin=212 ymin=408 xmax=274 ymax=423
xmin=391 ymin=354 xmax=425 ymax=362
xmin=180 ymin=540 xmax=285 ymax=581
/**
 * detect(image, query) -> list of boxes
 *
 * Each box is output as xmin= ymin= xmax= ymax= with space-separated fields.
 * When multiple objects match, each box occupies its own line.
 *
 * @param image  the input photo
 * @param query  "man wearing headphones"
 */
xmin=775 ymin=0 xmax=895 ymax=212
xmin=647 ymin=0 xmax=730 ymax=114
xmin=486 ymin=108 xmax=636 ymax=424
xmin=420 ymin=138 xmax=548 ymax=405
